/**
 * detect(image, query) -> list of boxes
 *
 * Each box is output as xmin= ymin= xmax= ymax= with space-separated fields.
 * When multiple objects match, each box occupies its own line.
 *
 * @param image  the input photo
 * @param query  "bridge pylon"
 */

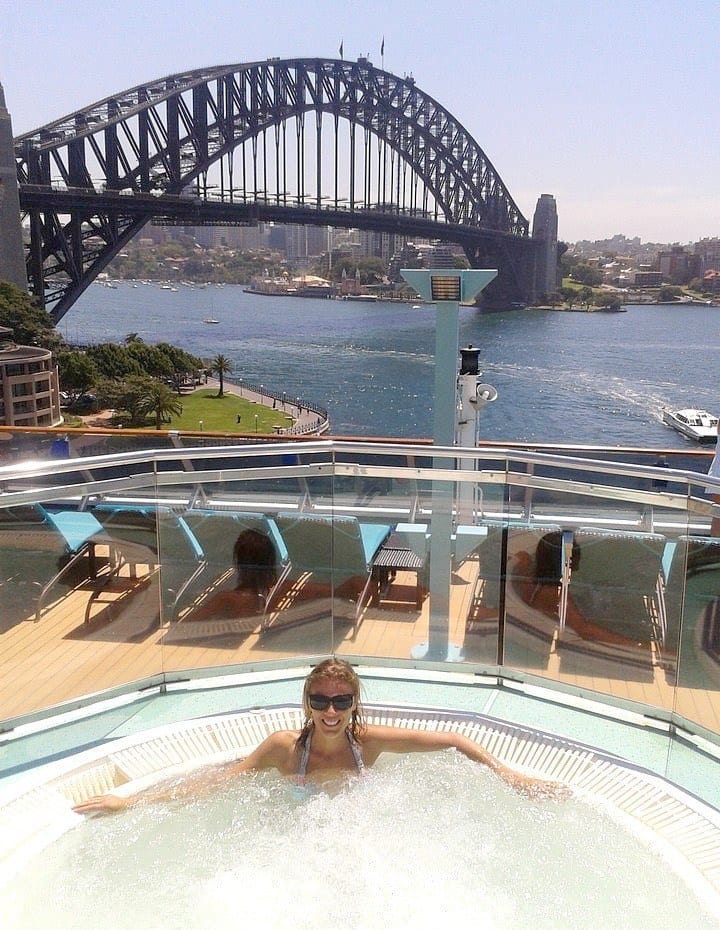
xmin=0 ymin=83 xmax=27 ymax=291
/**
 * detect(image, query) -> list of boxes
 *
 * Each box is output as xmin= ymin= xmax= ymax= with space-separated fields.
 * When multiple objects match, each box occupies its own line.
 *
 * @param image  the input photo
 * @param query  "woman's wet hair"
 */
xmin=296 ymin=658 xmax=365 ymax=750
xmin=233 ymin=528 xmax=278 ymax=593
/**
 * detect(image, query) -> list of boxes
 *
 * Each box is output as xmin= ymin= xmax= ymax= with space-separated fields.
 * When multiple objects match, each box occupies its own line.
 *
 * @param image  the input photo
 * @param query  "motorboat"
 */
xmin=203 ymin=318 xmax=220 ymax=324
xmin=662 ymin=407 xmax=719 ymax=443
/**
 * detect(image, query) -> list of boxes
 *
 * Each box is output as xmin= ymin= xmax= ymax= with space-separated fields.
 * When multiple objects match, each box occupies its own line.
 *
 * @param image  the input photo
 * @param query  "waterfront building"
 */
xmin=0 ymin=326 xmax=61 ymax=427
xmin=631 ymin=269 xmax=663 ymax=287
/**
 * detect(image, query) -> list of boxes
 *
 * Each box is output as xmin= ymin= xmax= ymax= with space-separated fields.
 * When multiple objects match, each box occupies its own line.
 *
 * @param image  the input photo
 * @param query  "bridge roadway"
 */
xmin=19 ymin=185 xmax=509 ymax=250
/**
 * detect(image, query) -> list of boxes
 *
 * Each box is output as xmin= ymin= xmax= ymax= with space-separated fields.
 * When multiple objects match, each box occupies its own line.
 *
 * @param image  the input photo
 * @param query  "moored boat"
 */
xmin=662 ymin=407 xmax=719 ymax=443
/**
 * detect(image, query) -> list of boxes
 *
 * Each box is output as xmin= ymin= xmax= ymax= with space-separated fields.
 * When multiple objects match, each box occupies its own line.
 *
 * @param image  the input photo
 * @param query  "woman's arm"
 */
xmin=362 ymin=725 xmax=567 ymax=798
xmin=72 ymin=730 xmax=296 ymax=814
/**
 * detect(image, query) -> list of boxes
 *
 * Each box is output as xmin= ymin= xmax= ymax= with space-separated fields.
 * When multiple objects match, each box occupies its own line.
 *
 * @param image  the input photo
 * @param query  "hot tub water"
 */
xmin=5 ymin=752 xmax=718 ymax=930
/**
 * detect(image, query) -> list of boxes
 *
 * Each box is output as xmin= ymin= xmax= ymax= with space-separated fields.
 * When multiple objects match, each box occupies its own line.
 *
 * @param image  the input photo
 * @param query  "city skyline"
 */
xmin=1 ymin=0 xmax=717 ymax=244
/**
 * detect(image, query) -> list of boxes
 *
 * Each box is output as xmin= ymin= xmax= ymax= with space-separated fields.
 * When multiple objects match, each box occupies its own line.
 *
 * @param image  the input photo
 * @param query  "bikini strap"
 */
xmin=295 ymin=727 xmax=364 ymax=783
xmin=296 ymin=729 xmax=312 ymax=784
xmin=346 ymin=729 xmax=366 ymax=774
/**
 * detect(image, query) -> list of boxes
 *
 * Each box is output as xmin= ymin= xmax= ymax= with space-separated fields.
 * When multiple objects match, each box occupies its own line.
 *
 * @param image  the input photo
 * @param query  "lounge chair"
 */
xmin=0 ymin=504 xmax=104 ymax=622
xmin=475 ymin=522 xmax=562 ymax=669
xmin=556 ymin=527 xmax=667 ymax=678
xmin=273 ymin=512 xmax=392 ymax=632
xmin=89 ymin=503 xmax=160 ymax=555
xmin=181 ymin=509 xmax=291 ymax=619
xmin=87 ymin=504 xmax=205 ymax=623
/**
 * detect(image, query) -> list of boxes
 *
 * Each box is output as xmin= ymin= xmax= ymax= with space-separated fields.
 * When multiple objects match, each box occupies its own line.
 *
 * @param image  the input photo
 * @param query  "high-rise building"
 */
xmin=656 ymin=246 xmax=699 ymax=284
xmin=286 ymin=224 xmax=328 ymax=260
xmin=358 ymin=227 xmax=396 ymax=262
xmin=695 ymin=238 xmax=720 ymax=273
xmin=532 ymin=194 xmax=559 ymax=297
xmin=426 ymin=241 xmax=456 ymax=268
xmin=0 ymin=84 xmax=27 ymax=290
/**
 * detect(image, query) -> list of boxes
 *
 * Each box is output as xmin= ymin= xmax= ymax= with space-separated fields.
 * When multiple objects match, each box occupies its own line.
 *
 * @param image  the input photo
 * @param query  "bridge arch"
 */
xmin=15 ymin=58 xmax=533 ymax=319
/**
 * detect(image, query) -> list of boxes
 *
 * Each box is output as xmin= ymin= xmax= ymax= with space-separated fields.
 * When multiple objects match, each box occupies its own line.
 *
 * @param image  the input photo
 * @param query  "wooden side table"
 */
xmin=370 ymin=533 xmax=428 ymax=610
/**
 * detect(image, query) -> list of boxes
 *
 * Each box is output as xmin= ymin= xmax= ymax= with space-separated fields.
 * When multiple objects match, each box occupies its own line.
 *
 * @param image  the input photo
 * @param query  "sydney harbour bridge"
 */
xmin=8 ymin=57 xmax=555 ymax=322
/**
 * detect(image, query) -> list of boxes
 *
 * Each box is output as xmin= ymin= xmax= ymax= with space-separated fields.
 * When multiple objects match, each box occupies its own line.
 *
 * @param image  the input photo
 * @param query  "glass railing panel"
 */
xmin=156 ymin=470 xmax=337 ymax=673
xmin=325 ymin=466 xmax=435 ymax=665
xmin=0 ymin=481 xmax=165 ymax=724
xmin=499 ymin=466 xmax=688 ymax=718
xmin=671 ymin=475 xmax=720 ymax=737
xmin=183 ymin=444 xmax=346 ymax=512
xmin=502 ymin=522 xmax=562 ymax=676
xmin=0 ymin=428 xmax=192 ymax=465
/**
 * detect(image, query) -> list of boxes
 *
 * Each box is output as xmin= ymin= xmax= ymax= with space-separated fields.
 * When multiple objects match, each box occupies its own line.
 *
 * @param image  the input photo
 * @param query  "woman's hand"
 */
xmin=501 ymin=771 xmax=571 ymax=800
xmin=72 ymin=793 xmax=130 ymax=814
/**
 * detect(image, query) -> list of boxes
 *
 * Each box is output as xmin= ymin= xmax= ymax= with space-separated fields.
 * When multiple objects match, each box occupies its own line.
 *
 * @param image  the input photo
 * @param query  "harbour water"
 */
xmin=67 ymin=283 xmax=720 ymax=447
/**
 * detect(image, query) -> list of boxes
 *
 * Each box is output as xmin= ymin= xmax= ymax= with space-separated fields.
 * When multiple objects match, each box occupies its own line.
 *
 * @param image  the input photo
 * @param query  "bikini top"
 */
xmin=295 ymin=727 xmax=365 ymax=785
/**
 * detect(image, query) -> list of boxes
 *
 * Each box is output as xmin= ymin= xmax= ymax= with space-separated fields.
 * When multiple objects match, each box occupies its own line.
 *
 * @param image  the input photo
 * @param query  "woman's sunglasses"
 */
xmin=308 ymin=693 xmax=355 ymax=711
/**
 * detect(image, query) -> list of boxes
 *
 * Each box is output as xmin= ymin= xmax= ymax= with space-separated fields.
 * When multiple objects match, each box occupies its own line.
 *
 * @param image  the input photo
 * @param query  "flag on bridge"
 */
xmin=381 ymin=37 xmax=385 ymax=57
xmin=339 ymin=41 xmax=344 ymax=59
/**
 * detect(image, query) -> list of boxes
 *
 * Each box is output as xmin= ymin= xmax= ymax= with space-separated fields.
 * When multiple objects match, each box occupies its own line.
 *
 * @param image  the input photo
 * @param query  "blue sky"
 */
xmin=2 ymin=0 xmax=717 ymax=244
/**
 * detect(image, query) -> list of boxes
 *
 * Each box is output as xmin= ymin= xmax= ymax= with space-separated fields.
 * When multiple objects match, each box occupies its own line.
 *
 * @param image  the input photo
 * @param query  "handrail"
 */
xmin=1 ymin=438 xmax=718 ymax=497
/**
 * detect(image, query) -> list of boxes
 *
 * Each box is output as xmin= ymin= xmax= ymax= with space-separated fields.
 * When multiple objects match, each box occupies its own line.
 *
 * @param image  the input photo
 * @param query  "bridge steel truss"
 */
xmin=15 ymin=57 xmax=537 ymax=321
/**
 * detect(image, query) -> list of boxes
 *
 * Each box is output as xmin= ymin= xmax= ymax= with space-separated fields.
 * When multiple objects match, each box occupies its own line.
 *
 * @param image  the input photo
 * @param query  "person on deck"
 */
xmin=183 ymin=528 xmax=278 ymax=620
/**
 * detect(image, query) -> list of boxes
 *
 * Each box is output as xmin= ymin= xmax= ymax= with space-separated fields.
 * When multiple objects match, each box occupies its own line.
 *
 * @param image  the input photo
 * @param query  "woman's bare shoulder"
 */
xmin=233 ymin=728 xmax=300 ymax=774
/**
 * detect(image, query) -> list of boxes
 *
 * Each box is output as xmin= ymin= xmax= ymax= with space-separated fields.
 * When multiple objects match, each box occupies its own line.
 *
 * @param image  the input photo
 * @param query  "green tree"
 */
xmin=210 ymin=353 xmax=233 ymax=397
xmin=570 ymin=263 xmax=603 ymax=287
xmin=57 ymin=351 xmax=98 ymax=400
xmin=0 ymin=280 xmax=61 ymax=349
xmin=125 ymin=341 xmax=174 ymax=379
xmin=559 ymin=286 xmax=578 ymax=309
xmin=85 ymin=342 xmax=143 ymax=379
xmin=136 ymin=380 xmax=184 ymax=430
xmin=578 ymin=286 xmax=594 ymax=309
xmin=112 ymin=375 xmax=158 ymax=424
xmin=94 ymin=377 xmax=129 ymax=412
xmin=657 ymin=285 xmax=683 ymax=303
xmin=596 ymin=293 xmax=623 ymax=310
xmin=155 ymin=342 xmax=203 ymax=392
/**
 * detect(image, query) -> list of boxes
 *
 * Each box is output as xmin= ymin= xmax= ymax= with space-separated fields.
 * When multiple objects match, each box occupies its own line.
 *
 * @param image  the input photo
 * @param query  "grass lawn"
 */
xmin=159 ymin=389 xmax=293 ymax=433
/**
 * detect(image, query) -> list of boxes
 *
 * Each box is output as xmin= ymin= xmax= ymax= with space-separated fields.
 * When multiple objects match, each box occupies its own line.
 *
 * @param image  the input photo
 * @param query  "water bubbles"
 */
xmin=6 ymin=753 xmax=719 ymax=930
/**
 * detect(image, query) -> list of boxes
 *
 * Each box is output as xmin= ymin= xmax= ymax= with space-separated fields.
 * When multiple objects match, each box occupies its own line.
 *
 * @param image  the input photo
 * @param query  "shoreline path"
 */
xmin=203 ymin=376 xmax=327 ymax=435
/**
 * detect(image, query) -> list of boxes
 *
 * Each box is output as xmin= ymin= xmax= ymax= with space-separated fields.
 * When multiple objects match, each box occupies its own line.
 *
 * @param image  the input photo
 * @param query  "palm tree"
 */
xmin=137 ymin=380 xmax=184 ymax=430
xmin=210 ymin=353 xmax=233 ymax=397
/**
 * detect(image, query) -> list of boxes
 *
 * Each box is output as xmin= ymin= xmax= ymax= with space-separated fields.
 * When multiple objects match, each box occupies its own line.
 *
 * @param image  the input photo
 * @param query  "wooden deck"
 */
xmin=2 ymin=543 xmax=719 ymax=735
